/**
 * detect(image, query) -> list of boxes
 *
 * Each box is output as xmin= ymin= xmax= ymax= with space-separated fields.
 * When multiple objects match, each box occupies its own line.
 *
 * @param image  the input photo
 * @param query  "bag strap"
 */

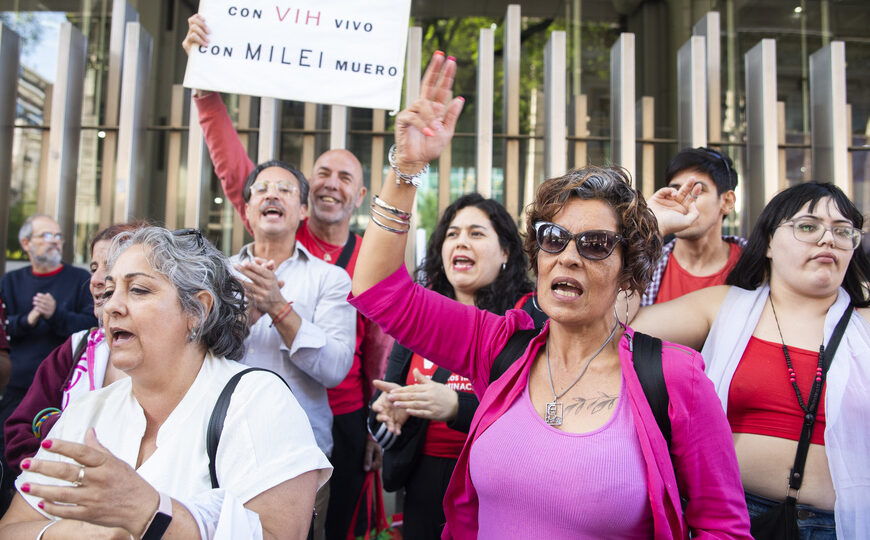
xmin=334 ymin=232 xmax=357 ymax=269
xmin=207 ymin=367 xmax=290 ymax=488
xmin=630 ymin=332 xmax=672 ymax=450
xmin=489 ymin=328 xmax=539 ymax=384
xmin=788 ymin=304 xmax=853 ymax=493
xmin=72 ymin=328 xmax=96 ymax=362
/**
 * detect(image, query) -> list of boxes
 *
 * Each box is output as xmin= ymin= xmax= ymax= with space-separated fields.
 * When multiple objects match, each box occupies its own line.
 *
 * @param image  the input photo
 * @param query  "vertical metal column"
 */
xmin=301 ymin=102 xmax=317 ymax=175
xmin=810 ymin=41 xmax=849 ymax=195
xmin=678 ymin=36 xmax=707 ymax=149
xmin=258 ymin=98 xmax=282 ymax=162
xmin=544 ymin=31 xmax=567 ymax=180
xmin=503 ymin=5 xmax=521 ymax=219
xmin=693 ymin=11 xmax=721 ymax=143
xmin=165 ymin=85 xmax=189 ymax=230
xmin=745 ymin=39 xmax=778 ymax=228
xmin=476 ymin=28 xmax=494 ymax=198
xmin=184 ymin=95 xmax=211 ymax=229
xmin=610 ymin=33 xmax=635 ymax=179
xmin=405 ymin=27 xmax=422 ymax=270
xmin=370 ymin=110 xmax=386 ymax=196
xmin=114 ymin=22 xmax=152 ymax=222
xmin=0 ymin=25 xmax=21 ymax=274
xmin=636 ymin=96 xmax=655 ymax=199
xmin=330 ymin=106 xmax=347 ymax=150
xmin=232 ymin=95 xmax=255 ymax=251
xmin=37 ymin=85 xmax=52 ymax=209
xmin=777 ymin=101 xmax=787 ymax=190
xmin=573 ymin=95 xmax=588 ymax=168
xmin=99 ymin=1 xmax=138 ymax=229
xmin=45 ymin=23 xmax=87 ymax=262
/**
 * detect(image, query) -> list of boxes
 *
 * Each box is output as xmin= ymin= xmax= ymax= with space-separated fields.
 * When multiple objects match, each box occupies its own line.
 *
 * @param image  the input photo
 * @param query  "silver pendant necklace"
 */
xmin=545 ymin=319 xmax=619 ymax=426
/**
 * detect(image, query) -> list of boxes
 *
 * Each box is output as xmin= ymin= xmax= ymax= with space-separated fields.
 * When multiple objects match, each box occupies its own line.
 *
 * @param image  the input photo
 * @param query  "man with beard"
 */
xmin=230 ymin=161 xmax=356 ymax=539
xmin=183 ymin=17 xmax=391 ymax=539
xmin=641 ymin=147 xmax=747 ymax=305
xmin=0 ymin=214 xmax=95 ymax=440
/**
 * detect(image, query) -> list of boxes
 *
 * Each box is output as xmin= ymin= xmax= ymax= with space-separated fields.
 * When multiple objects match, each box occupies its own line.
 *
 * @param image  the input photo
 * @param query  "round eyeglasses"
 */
xmin=534 ymin=222 xmax=623 ymax=260
xmin=779 ymin=219 xmax=863 ymax=251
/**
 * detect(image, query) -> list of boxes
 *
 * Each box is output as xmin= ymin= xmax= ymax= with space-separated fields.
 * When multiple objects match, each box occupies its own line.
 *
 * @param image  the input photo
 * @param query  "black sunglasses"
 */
xmin=534 ymin=222 xmax=623 ymax=260
xmin=171 ymin=228 xmax=205 ymax=249
xmin=698 ymin=146 xmax=734 ymax=190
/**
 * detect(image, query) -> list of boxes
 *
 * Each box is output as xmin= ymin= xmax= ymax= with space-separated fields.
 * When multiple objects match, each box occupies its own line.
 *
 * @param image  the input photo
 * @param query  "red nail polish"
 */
xmin=458 ymin=96 xmax=466 ymax=103
xmin=21 ymin=459 xmax=30 ymax=470
xmin=422 ymin=127 xmax=435 ymax=137
xmin=21 ymin=484 xmax=30 ymax=493
xmin=41 ymin=440 xmax=52 ymax=449
xmin=447 ymin=56 xmax=456 ymax=62
xmin=434 ymin=50 xmax=444 ymax=56
xmin=38 ymin=501 xmax=44 ymax=509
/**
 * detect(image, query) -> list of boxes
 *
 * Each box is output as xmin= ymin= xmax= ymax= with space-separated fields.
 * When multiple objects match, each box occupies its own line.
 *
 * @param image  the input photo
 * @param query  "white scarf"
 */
xmin=701 ymin=285 xmax=870 ymax=538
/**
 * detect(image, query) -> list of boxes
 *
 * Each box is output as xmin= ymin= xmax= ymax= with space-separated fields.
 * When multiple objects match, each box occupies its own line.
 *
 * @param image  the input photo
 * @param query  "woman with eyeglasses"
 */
xmin=633 ymin=182 xmax=870 ymax=538
xmin=349 ymin=52 xmax=749 ymax=539
xmin=0 ymin=226 xmax=331 ymax=539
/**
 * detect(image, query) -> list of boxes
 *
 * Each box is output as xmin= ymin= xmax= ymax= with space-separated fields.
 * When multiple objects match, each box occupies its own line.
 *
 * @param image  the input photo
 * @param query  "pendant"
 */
xmin=323 ymin=253 xmax=332 ymax=262
xmin=545 ymin=400 xmax=563 ymax=426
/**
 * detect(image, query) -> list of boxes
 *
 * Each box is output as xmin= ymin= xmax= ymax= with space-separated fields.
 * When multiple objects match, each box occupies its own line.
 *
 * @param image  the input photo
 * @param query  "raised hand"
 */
xmin=182 ymin=14 xmax=209 ymax=56
xmin=393 ymin=53 xmax=465 ymax=174
xmin=647 ymin=178 xmax=703 ymax=236
xmin=32 ymin=293 xmax=56 ymax=319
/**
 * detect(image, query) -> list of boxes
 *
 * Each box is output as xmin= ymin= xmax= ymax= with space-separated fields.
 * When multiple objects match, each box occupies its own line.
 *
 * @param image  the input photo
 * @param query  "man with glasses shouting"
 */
xmin=0 ymin=214 xmax=95 ymax=495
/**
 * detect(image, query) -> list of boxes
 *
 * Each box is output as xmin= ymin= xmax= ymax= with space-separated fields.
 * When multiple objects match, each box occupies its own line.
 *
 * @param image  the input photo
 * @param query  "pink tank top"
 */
xmin=469 ymin=374 xmax=653 ymax=539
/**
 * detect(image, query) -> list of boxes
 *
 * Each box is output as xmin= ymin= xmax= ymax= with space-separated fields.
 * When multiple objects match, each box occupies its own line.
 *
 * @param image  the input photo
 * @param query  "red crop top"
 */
xmin=727 ymin=336 xmax=826 ymax=445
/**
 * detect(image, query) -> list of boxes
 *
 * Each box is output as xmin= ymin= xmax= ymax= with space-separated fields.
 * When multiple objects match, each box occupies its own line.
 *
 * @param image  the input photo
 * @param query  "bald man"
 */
xmin=191 ymin=88 xmax=391 ymax=540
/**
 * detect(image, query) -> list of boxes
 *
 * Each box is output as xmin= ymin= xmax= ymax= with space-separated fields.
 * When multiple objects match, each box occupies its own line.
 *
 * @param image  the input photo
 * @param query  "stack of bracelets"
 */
xmin=32 ymin=407 xmax=61 ymax=440
xmin=370 ymin=195 xmax=412 ymax=234
xmin=269 ymin=301 xmax=294 ymax=327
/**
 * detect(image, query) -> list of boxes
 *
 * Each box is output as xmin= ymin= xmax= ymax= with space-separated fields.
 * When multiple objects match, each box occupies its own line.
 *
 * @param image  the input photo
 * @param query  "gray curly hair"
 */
xmin=106 ymin=227 xmax=249 ymax=361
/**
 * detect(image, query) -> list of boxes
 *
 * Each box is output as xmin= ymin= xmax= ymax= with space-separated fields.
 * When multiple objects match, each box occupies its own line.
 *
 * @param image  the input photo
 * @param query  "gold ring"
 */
xmin=73 ymin=466 xmax=85 ymax=487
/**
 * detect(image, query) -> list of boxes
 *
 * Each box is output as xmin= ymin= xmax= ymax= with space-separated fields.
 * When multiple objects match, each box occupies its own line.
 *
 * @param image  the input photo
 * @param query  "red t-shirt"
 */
xmin=296 ymin=219 xmax=366 ymax=416
xmin=406 ymin=353 xmax=474 ymax=459
xmin=655 ymin=243 xmax=742 ymax=304
xmin=727 ymin=336 xmax=826 ymax=445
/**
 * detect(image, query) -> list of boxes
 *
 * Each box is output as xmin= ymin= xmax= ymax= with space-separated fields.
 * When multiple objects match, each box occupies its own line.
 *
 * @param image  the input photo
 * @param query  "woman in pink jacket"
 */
xmin=350 ymin=53 xmax=750 ymax=539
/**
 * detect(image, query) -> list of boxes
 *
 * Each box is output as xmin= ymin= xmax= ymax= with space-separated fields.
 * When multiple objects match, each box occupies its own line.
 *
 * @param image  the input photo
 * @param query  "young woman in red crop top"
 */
xmin=634 ymin=181 xmax=870 ymax=538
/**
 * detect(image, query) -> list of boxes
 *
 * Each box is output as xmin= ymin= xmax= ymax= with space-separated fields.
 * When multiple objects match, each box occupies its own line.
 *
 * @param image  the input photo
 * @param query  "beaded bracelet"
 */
xmin=388 ymin=145 xmax=429 ymax=188
xmin=269 ymin=301 xmax=294 ymax=327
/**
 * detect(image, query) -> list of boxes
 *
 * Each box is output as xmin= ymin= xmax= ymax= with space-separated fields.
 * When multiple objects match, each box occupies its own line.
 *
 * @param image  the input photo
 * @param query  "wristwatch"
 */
xmin=142 ymin=491 xmax=173 ymax=539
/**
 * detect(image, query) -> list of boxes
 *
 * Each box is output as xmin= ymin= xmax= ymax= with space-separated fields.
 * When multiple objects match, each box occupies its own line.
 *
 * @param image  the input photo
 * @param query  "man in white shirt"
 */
xmin=229 ymin=159 xmax=355 ymax=539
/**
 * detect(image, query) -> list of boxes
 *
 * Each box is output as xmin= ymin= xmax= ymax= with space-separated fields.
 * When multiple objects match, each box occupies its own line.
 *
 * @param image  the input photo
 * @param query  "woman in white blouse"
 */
xmin=0 ymin=226 xmax=331 ymax=540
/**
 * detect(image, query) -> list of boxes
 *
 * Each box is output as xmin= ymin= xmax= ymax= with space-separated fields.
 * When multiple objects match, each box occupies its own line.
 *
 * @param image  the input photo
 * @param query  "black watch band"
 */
xmin=142 ymin=491 xmax=173 ymax=540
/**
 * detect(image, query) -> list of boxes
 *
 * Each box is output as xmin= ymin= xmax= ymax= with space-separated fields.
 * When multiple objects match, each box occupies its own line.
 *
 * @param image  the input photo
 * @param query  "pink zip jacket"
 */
xmin=349 ymin=266 xmax=750 ymax=539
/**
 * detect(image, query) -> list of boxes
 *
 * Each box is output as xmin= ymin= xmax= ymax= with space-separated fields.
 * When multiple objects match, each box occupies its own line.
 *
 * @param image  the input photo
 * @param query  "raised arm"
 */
xmin=351 ymin=52 xmax=464 ymax=295
xmin=631 ymin=285 xmax=729 ymax=351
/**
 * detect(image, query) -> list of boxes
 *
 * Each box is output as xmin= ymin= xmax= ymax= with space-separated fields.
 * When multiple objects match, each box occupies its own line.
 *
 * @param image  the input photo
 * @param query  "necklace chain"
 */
xmin=308 ymin=231 xmax=343 ymax=261
xmin=544 ymin=319 xmax=619 ymax=426
xmin=769 ymin=296 xmax=825 ymax=414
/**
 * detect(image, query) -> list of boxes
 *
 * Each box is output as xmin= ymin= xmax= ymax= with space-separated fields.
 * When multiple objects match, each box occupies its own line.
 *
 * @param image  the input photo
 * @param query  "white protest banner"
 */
xmin=183 ymin=0 xmax=412 ymax=110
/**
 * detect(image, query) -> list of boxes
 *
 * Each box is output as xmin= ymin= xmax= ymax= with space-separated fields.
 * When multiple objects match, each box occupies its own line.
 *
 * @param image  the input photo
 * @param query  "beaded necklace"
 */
xmin=769 ymin=296 xmax=825 ymax=414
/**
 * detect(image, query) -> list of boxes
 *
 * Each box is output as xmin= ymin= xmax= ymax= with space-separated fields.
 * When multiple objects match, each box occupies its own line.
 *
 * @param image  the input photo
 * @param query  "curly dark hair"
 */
xmin=726 ymin=182 xmax=870 ymax=307
xmin=418 ymin=193 xmax=532 ymax=314
xmin=523 ymin=166 xmax=662 ymax=294
xmin=107 ymin=227 xmax=250 ymax=360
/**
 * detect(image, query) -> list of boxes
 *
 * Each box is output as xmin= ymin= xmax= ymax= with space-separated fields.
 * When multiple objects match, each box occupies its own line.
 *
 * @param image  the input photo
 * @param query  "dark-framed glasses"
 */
xmin=172 ymin=228 xmax=205 ymax=249
xmin=534 ymin=222 xmax=623 ymax=260
xmin=33 ymin=232 xmax=63 ymax=242
xmin=780 ymin=219 xmax=863 ymax=250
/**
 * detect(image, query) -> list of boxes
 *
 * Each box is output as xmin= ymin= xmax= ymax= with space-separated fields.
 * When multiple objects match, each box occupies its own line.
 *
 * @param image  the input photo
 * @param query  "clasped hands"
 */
xmin=235 ymin=258 xmax=287 ymax=324
xmin=19 ymin=428 xmax=159 ymax=539
xmin=27 ymin=293 xmax=57 ymax=327
xmin=371 ymin=369 xmax=459 ymax=436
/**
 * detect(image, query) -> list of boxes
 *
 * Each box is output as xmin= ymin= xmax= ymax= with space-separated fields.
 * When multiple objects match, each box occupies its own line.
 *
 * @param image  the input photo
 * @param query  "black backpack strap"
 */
xmin=334 ymin=232 xmax=357 ymax=269
xmin=519 ymin=294 xmax=549 ymax=329
xmin=489 ymin=328 xmax=539 ymax=384
xmin=207 ymin=367 xmax=290 ymax=488
xmin=630 ymin=332 xmax=672 ymax=450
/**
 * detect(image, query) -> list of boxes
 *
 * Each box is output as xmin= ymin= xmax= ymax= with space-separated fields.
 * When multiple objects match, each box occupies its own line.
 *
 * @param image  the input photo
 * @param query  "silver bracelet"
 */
xmin=370 ymin=211 xmax=410 ymax=234
xmin=388 ymin=145 xmax=429 ymax=188
xmin=370 ymin=205 xmax=411 ymax=227
xmin=372 ymin=195 xmax=412 ymax=221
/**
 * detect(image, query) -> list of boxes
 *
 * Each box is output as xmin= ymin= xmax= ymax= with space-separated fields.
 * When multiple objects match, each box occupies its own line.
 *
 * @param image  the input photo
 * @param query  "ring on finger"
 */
xmin=72 ymin=465 xmax=85 ymax=487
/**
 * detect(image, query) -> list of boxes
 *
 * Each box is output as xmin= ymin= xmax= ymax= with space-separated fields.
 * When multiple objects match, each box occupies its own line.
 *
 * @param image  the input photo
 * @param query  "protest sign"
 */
xmin=183 ymin=0 xmax=412 ymax=110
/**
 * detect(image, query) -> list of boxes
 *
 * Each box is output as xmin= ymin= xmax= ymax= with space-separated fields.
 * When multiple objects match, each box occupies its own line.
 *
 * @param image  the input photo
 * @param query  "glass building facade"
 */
xmin=1 ymin=0 xmax=868 ymax=267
